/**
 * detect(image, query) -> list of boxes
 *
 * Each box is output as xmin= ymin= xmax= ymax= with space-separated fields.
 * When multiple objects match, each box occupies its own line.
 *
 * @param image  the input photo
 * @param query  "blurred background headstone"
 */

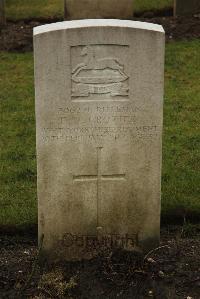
xmin=0 ymin=0 xmax=6 ymax=27
xmin=174 ymin=0 xmax=200 ymax=16
xmin=64 ymin=0 xmax=134 ymax=20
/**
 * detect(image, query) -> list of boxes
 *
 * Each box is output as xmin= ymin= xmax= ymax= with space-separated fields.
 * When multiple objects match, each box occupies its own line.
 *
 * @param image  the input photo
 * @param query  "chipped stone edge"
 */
xmin=33 ymin=19 xmax=165 ymax=36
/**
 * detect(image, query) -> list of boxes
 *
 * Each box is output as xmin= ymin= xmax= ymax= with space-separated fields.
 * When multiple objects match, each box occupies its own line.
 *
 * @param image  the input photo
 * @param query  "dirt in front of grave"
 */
xmin=0 ymin=226 xmax=200 ymax=299
xmin=0 ymin=14 xmax=200 ymax=53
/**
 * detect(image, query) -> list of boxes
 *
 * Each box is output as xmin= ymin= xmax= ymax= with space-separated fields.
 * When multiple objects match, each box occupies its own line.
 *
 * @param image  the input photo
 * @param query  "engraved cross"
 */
xmin=73 ymin=147 xmax=126 ymax=228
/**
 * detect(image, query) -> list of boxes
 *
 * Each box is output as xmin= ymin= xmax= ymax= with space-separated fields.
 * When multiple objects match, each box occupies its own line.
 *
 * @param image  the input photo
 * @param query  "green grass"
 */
xmin=163 ymin=40 xmax=200 ymax=220
xmin=0 ymin=52 xmax=37 ymax=227
xmin=135 ymin=0 xmax=172 ymax=13
xmin=0 ymin=40 xmax=200 ymax=227
xmin=6 ymin=0 xmax=64 ymax=20
xmin=5 ymin=0 xmax=173 ymax=21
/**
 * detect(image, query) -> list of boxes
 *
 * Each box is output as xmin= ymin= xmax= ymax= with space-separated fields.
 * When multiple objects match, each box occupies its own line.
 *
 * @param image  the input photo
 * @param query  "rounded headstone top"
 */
xmin=33 ymin=19 xmax=164 ymax=36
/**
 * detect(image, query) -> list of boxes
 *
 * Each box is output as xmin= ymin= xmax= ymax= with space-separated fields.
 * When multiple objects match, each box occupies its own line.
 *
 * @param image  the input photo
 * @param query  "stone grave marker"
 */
xmin=34 ymin=19 xmax=165 ymax=261
xmin=174 ymin=0 xmax=200 ymax=16
xmin=64 ymin=0 xmax=134 ymax=20
xmin=0 ymin=0 xmax=6 ymax=27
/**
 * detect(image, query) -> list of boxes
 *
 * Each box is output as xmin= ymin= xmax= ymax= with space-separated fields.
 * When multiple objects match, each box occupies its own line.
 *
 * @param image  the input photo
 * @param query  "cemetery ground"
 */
xmin=0 ymin=226 xmax=199 ymax=299
xmin=0 ymin=6 xmax=200 ymax=299
xmin=1 ymin=42 xmax=200 ymax=299
xmin=1 ymin=11 xmax=200 ymax=51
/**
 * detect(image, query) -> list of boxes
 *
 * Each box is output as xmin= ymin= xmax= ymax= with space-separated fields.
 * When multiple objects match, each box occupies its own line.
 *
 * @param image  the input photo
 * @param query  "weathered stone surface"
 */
xmin=0 ymin=0 xmax=6 ymax=27
xmin=64 ymin=0 xmax=134 ymax=20
xmin=174 ymin=0 xmax=200 ymax=16
xmin=34 ymin=20 xmax=165 ymax=261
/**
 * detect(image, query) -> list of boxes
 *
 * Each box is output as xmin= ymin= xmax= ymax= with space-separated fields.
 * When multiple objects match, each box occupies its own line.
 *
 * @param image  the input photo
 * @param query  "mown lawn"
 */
xmin=5 ymin=0 xmax=173 ymax=20
xmin=0 ymin=40 xmax=200 ymax=227
xmin=162 ymin=40 xmax=200 ymax=221
xmin=135 ymin=0 xmax=172 ymax=13
xmin=0 ymin=53 xmax=37 ymax=227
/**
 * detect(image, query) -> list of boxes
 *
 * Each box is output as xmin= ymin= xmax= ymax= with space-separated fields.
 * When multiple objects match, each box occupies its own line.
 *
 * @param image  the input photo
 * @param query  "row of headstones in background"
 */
xmin=64 ymin=0 xmax=134 ymax=19
xmin=64 ymin=0 xmax=200 ymax=19
xmin=34 ymin=19 xmax=165 ymax=261
xmin=174 ymin=0 xmax=200 ymax=16
xmin=0 ymin=0 xmax=6 ymax=27
xmin=1 ymin=0 xmax=200 ymax=25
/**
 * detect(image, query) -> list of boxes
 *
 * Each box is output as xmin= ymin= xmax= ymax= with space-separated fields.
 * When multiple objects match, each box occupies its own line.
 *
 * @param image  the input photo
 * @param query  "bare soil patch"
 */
xmin=0 ymin=15 xmax=200 ymax=52
xmin=0 ymin=226 xmax=200 ymax=298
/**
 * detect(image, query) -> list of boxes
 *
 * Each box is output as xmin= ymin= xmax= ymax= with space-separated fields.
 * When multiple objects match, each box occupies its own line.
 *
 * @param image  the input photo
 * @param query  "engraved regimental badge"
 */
xmin=71 ymin=45 xmax=129 ymax=100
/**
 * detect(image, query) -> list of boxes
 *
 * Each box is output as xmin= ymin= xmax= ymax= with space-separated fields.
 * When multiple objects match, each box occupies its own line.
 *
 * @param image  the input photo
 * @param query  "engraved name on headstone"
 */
xmin=34 ymin=20 xmax=165 ymax=261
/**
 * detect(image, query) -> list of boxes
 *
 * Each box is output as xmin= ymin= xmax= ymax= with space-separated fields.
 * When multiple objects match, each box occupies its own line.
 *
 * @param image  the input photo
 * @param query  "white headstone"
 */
xmin=34 ymin=20 xmax=165 ymax=261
